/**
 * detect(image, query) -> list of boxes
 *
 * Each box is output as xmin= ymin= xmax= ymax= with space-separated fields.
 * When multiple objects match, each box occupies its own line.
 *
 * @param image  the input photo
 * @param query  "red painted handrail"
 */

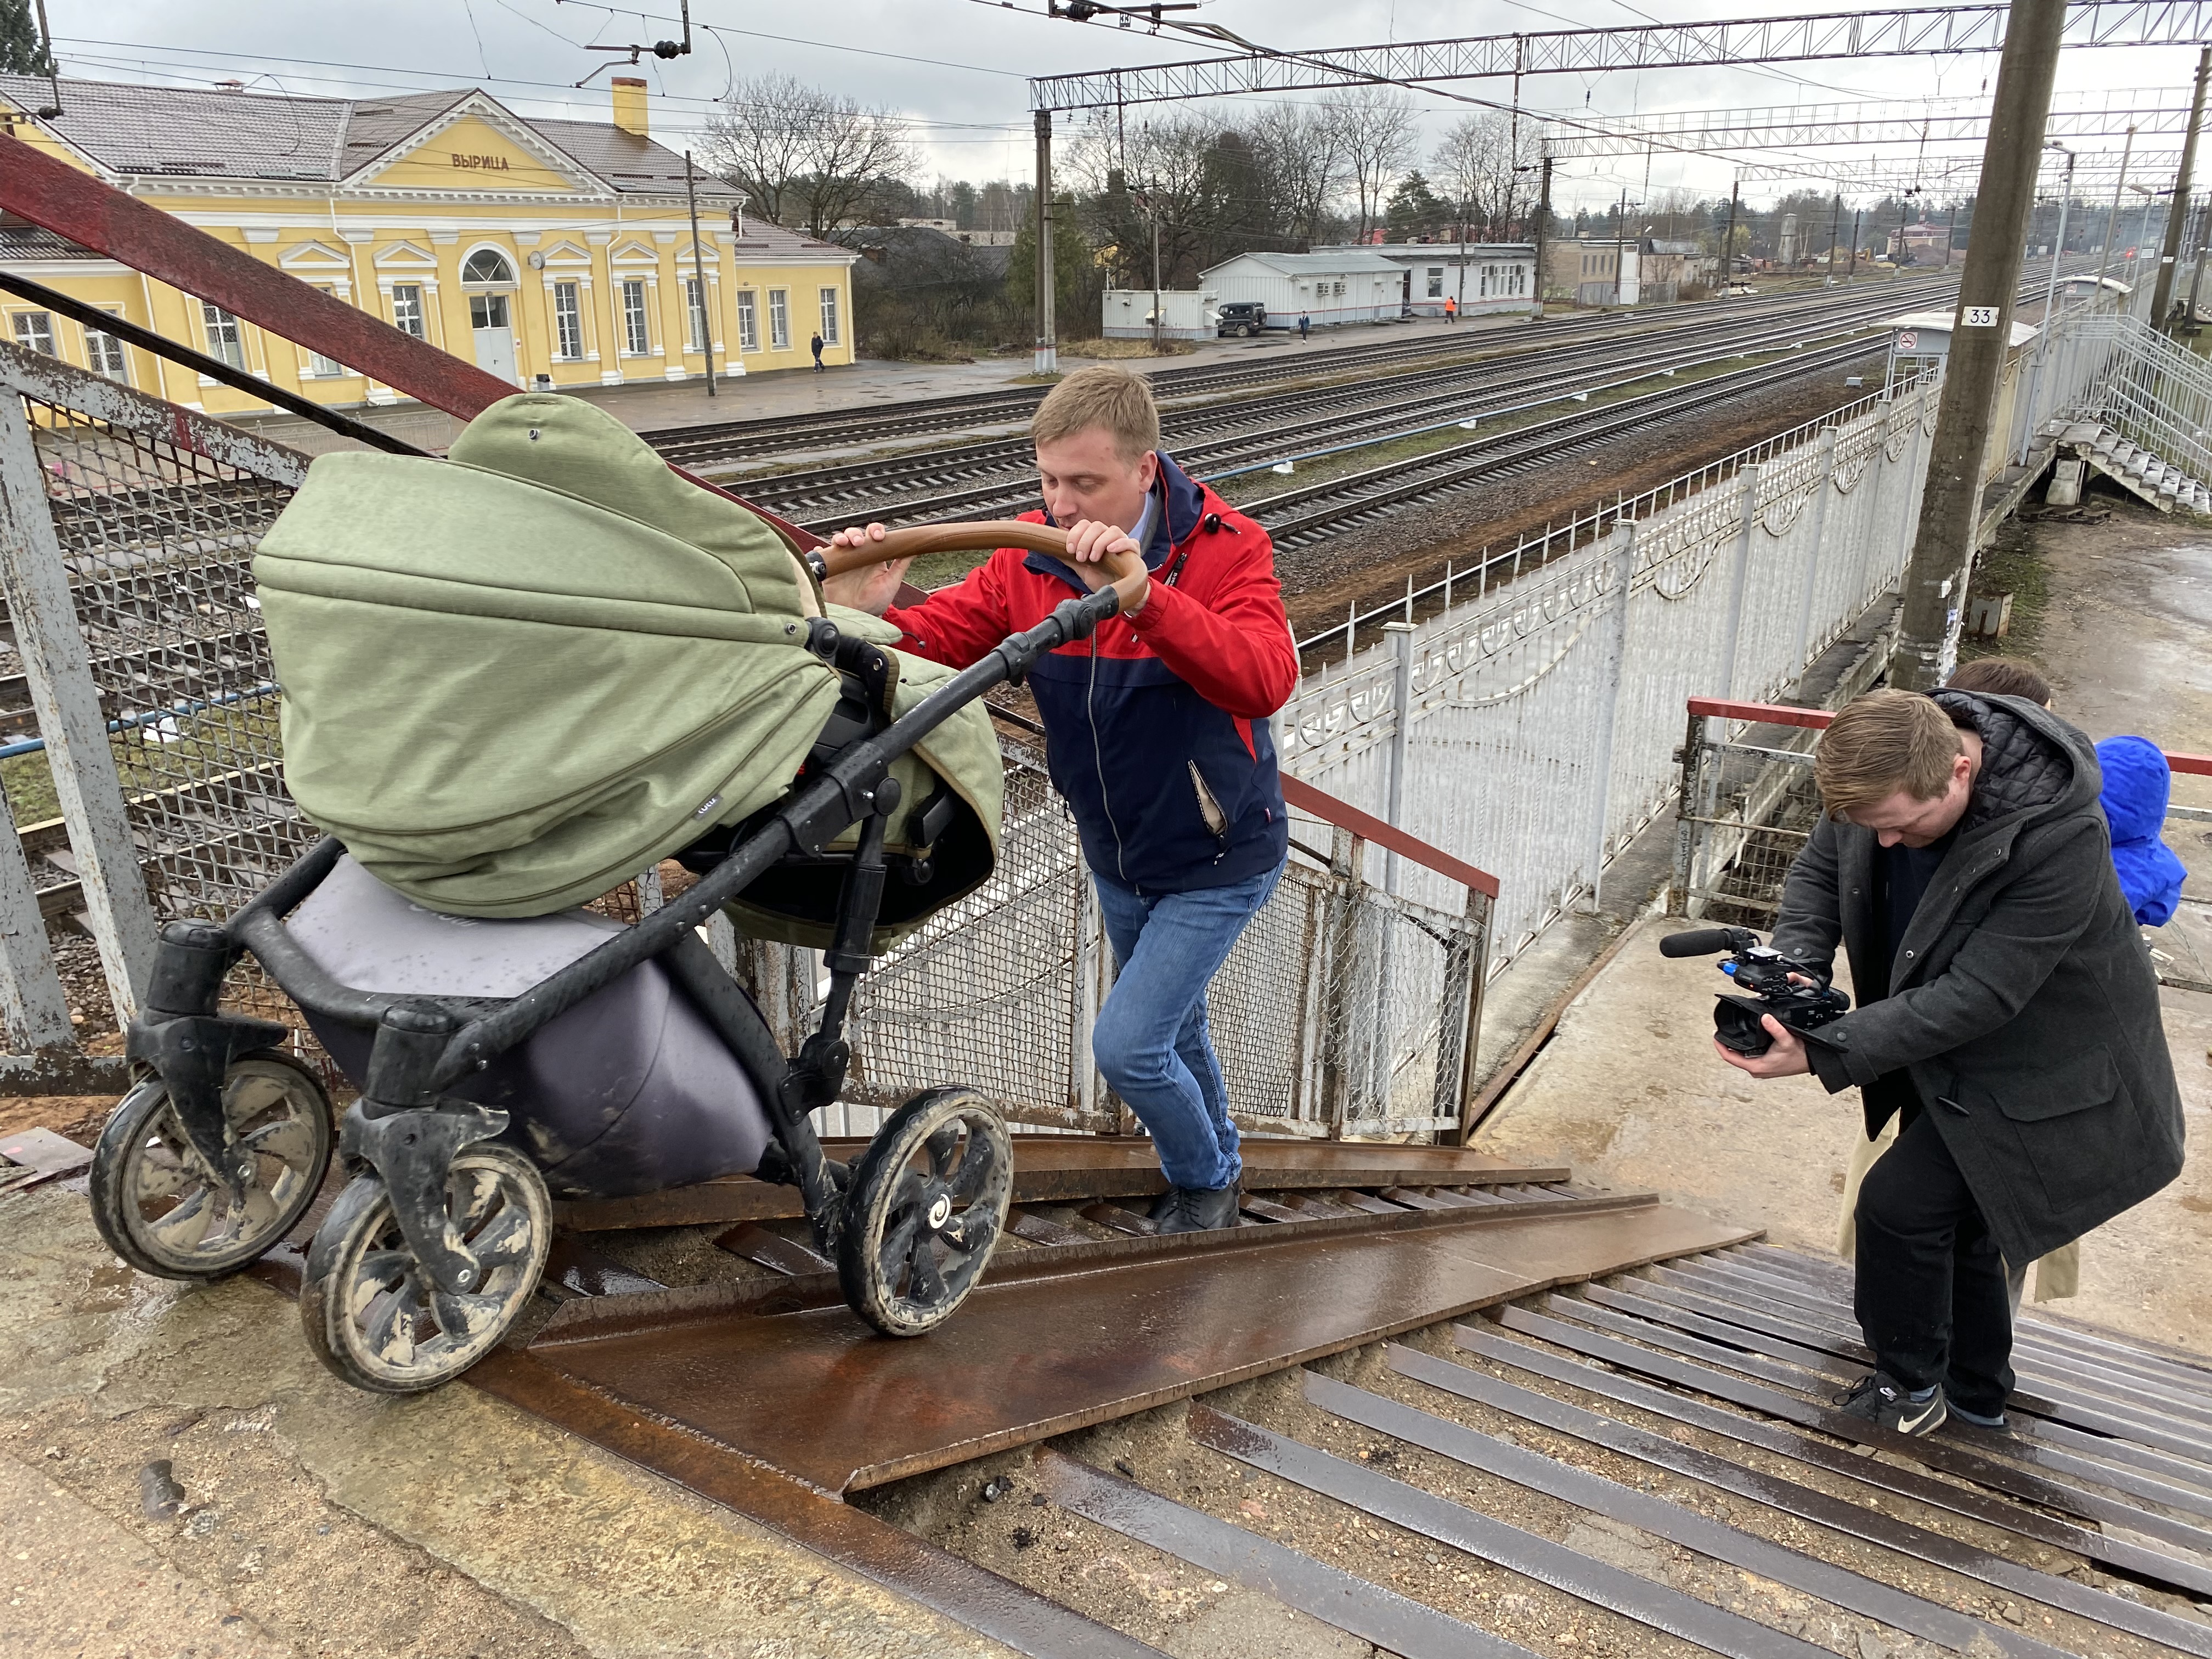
xmin=1687 ymin=697 xmax=2212 ymax=778
xmin=0 ymin=132 xmax=822 ymax=550
xmin=1280 ymin=774 xmax=1501 ymax=898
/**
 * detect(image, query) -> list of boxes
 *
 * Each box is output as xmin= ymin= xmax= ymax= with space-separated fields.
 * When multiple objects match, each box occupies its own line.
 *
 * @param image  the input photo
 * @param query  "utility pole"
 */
xmin=2095 ymin=126 xmax=2135 ymax=300
xmin=1720 ymin=178 xmax=1740 ymax=296
xmin=1613 ymin=188 xmax=1629 ymax=307
xmin=1150 ymin=208 xmax=1163 ymax=355
xmin=684 ymin=150 xmax=715 ymax=398
xmin=1531 ymin=149 xmax=1553 ymax=320
xmin=2152 ymin=47 xmax=2211 ymax=331
xmin=1826 ymin=191 xmax=1843 ymax=284
xmin=1893 ymin=0 xmax=2067 ymax=693
xmin=1847 ymin=209 xmax=1861 ymax=279
xmin=2188 ymin=199 xmax=2212 ymax=328
xmin=1894 ymin=192 xmax=1912 ymax=276
xmin=1944 ymin=201 xmax=1958 ymax=267
xmin=1033 ymin=109 xmax=1057 ymax=375
xmin=1458 ymin=191 xmax=1468 ymax=317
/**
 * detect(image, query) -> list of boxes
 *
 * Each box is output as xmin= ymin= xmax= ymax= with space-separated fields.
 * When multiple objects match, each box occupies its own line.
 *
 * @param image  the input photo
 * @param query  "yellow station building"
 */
xmin=0 ymin=72 xmax=859 ymax=413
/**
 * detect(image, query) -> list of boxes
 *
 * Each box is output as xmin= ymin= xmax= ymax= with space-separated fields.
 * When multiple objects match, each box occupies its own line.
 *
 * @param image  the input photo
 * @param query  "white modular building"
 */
xmin=1101 ymin=287 xmax=1218 ymax=341
xmin=1196 ymin=250 xmax=1410 ymax=329
xmin=1313 ymin=242 xmax=1538 ymax=318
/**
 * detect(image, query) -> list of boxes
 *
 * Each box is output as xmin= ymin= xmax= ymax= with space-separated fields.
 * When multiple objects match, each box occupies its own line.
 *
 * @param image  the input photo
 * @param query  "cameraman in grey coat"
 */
xmin=1719 ymin=688 xmax=2185 ymax=1437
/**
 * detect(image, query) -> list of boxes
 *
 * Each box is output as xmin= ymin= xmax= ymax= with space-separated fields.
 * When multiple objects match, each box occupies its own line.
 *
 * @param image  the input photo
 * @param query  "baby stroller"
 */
xmin=84 ymin=396 xmax=1146 ymax=1394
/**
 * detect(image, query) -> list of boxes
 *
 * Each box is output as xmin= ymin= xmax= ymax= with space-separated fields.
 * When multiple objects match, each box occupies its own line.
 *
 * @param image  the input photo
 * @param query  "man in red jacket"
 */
xmin=823 ymin=365 xmax=1299 ymax=1232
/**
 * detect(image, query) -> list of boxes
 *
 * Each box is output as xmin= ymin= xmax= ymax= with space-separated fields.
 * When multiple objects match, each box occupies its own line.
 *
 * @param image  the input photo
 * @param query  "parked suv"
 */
xmin=1216 ymin=301 xmax=1267 ymax=337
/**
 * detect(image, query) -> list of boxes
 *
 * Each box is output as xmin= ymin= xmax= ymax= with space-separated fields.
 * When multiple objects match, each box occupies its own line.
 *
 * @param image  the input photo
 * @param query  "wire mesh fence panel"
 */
xmin=843 ymin=748 xmax=1105 ymax=1130
xmin=1282 ymin=379 xmax=1937 ymax=976
xmin=16 ymin=396 xmax=307 ymax=923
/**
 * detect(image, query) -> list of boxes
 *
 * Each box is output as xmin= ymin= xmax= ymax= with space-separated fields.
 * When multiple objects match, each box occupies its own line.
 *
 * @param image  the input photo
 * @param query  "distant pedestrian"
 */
xmin=810 ymin=332 xmax=825 ymax=373
xmin=1444 ymin=296 xmax=1458 ymax=323
xmin=1298 ymin=313 xmax=1311 ymax=341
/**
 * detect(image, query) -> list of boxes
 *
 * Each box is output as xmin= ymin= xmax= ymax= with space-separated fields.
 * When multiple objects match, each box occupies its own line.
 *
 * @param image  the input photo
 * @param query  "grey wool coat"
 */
xmin=1770 ymin=691 xmax=2185 ymax=1265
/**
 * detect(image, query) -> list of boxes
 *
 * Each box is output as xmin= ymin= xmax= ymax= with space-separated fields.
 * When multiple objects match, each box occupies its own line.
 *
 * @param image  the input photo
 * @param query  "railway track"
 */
xmin=748 ymin=295 xmax=1917 ymax=539
xmin=641 ymin=275 xmax=1958 ymax=470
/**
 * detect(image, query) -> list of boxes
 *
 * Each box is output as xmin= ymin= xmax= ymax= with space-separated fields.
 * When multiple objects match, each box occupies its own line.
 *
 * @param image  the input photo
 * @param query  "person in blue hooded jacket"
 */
xmin=2097 ymin=736 xmax=2189 ymax=926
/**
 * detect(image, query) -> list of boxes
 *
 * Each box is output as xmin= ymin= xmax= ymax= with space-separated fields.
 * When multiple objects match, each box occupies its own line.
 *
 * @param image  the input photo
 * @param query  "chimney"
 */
xmin=611 ymin=77 xmax=648 ymax=138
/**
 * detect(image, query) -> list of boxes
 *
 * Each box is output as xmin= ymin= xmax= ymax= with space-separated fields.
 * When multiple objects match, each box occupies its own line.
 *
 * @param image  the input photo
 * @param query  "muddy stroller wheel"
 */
xmin=88 ymin=1053 xmax=333 ymax=1280
xmin=300 ymin=1142 xmax=550 ymax=1394
xmin=837 ymin=1086 xmax=1013 ymax=1338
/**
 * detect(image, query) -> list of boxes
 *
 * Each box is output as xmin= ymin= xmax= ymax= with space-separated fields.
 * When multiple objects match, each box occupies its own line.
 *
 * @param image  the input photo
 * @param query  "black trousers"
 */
xmin=1853 ymin=1106 xmax=2016 ymax=1416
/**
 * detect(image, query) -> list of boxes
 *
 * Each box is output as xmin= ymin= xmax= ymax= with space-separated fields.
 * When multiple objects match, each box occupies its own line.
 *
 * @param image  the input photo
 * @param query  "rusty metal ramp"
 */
xmin=528 ymin=1192 xmax=1747 ymax=1494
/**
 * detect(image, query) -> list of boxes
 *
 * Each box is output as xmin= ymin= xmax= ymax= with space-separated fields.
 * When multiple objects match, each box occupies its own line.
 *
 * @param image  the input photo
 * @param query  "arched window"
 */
xmin=461 ymin=249 xmax=516 ymax=285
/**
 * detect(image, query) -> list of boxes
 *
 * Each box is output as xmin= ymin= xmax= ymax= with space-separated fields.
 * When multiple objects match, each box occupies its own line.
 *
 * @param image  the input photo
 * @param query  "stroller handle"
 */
xmin=818 ymin=520 xmax=1151 ymax=614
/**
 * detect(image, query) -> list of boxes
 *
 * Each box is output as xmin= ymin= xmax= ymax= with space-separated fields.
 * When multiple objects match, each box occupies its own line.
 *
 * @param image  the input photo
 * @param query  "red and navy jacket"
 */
xmin=884 ymin=452 xmax=1297 ymax=894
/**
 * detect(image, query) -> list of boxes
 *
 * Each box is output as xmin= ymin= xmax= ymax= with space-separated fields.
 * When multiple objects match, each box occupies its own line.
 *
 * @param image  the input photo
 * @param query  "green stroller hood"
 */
xmin=253 ymin=393 xmax=1003 ymax=943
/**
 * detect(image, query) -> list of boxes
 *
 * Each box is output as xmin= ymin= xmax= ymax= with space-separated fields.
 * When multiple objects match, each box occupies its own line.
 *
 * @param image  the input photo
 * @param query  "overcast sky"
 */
xmin=41 ymin=0 xmax=2210 ymax=213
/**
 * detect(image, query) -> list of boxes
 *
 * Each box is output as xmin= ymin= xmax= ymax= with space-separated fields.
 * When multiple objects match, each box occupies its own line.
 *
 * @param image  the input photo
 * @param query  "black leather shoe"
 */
xmin=1151 ymin=1183 xmax=1241 ymax=1235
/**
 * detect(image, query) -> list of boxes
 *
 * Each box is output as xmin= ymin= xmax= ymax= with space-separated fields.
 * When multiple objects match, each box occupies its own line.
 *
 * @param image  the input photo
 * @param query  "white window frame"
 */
xmin=1425 ymin=267 xmax=1444 ymax=298
xmin=554 ymin=281 xmax=584 ymax=360
xmin=391 ymin=284 xmax=426 ymax=340
xmin=304 ymin=291 xmax=345 ymax=377
xmin=83 ymin=311 xmax=129 ymax=382
xmin=201 ymin=302 xmax=245 ymax=370
xmin=684 ymin=275 xmax=710 ymax=353
xmin=11 ymin=310 xmax=57 ymax=356
xmin=768 ymin=287 xmax=789 ymax=351
xmin=736 ymin=290 xmax=758 ymax=353
xmin=817 ymin=285 xmax=840 ymax=347
xmin=622 ymin=279 xmax=651 ymax=355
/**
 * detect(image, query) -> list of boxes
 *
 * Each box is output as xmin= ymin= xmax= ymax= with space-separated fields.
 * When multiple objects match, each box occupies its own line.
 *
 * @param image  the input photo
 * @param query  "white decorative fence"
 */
xmin=1278 ymin=376 xmax=1940 ymax=968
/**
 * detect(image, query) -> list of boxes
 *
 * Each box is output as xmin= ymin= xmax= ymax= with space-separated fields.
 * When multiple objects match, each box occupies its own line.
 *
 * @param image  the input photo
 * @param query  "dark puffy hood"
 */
xmin=1931 ymin=689 xmax=2102 ymax=836
xmin=2096 ymin=735 xmax=2187 ymax=927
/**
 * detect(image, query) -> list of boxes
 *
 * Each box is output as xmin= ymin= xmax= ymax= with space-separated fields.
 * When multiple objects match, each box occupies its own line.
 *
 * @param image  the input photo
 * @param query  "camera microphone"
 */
xmin=1659 ymin=927 xmax=1749 ymax=958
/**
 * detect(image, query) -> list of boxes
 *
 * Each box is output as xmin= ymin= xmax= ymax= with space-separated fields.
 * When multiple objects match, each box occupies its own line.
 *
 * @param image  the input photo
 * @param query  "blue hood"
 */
xmin=2096 ymin=735 xmax=2187 ymax=927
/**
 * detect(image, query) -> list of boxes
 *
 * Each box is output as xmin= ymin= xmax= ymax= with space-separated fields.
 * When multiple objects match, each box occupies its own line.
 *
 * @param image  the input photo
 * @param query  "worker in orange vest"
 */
xmin=1444 ymin=296 xmax=1458 ymax=323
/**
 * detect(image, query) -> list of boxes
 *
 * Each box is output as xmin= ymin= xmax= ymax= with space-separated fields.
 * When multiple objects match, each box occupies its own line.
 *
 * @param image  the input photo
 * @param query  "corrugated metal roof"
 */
xmin=524 ymin=117 xmax=737 ymax=198
xmin=0 ymin=221 xmax=101 ymax=259
xmin=1200 ymin=250 xmax=1406 ymax=278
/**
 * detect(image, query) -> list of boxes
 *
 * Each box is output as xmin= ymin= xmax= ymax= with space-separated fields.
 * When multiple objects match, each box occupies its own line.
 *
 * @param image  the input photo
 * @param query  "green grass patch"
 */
xmin=1957 ymin=515 xmax=2051 ymax=666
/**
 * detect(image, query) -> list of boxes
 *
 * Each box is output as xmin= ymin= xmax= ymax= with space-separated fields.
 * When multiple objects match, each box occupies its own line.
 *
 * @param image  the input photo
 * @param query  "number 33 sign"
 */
xmin=1960 ymin=305 xmax=2001 ymax=327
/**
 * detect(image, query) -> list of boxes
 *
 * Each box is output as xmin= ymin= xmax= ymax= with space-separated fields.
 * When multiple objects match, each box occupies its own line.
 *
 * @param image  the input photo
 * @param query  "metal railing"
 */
xmin=1673 ymin=697 xmax=2212 ymax=994
xmin=0 ymin=340 xmax=1497 ymax=1141
xmin=1280 ymin=374 xmax=1939 ymax=970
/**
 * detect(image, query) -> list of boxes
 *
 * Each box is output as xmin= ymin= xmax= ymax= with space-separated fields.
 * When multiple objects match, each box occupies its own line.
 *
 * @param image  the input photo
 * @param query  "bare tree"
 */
xmin=1431 ymin=111 xmax=1540 ymax=239
xmin=1249 ymin=103 xmax=1346 ymax=247
xmin=1324 ymin=88 xmax=1418 ymax=242
xmin=703 ymin=72 xmax=917 ymax=235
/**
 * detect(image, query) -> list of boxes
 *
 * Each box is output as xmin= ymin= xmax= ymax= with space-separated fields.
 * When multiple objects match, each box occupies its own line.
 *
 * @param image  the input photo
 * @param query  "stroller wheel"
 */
xmin=837 ymin=1086 xmax=1013 ymax=1339
xmin=88 ymin=1053 xmax=333 ymax=1281
xmin=300 ymin=1143 xmax=550 ymax=1394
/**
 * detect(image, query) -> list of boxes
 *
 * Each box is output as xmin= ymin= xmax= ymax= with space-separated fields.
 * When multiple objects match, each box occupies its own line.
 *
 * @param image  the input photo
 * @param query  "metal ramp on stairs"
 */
xmin=2050 ymin=419 xmax=2212 ymax=514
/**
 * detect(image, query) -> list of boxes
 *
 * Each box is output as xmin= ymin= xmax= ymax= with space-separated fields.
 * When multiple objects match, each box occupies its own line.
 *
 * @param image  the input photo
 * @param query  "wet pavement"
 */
xmin=0 ymin=1188 xmax=1022 ymax=1658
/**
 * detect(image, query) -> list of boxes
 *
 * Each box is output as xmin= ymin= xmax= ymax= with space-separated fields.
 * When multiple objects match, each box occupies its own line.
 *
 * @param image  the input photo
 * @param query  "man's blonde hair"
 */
xmin=1032 ymin=364 xmax=1161 ymax=461
xmin=1814 ymin=690 xmax=1963 ymax=819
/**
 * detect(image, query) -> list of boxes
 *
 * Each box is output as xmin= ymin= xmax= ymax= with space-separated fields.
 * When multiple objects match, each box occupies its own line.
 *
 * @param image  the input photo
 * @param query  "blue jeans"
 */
xmin=1091 ymin=859 xmax=1283 ymax=1191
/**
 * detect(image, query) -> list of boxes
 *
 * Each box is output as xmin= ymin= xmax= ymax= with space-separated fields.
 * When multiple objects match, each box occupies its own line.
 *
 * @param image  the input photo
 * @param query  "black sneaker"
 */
xmin=1833 ymin=1373 xmax=1948 ymax=1436
xmin=1151 ymin=1183 xmax=1241 ymax=1235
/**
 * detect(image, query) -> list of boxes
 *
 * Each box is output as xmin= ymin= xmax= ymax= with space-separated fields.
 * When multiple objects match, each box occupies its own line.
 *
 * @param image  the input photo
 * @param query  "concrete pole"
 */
xmin=1721 ymin=179 xmax=1740 ymax=295
xmin=2095 ymin=126 xmax=2135 ymax=300
xmin=1826 ymin=191 xmax=1843 ymax=285
xmin=2152 ymin=48 xmax=2211 ymax=331
xmin=684 ymin=150 xmax=715 ymax=398
xmin=1891 ymin=0 xmax=2068 ymax=693
xmin=1532 ymin=150 xmax=1553 ymax=320
xmin=1033 ymin=109 xmax=1058 ymax=375
xmin=1151 ymin=212 xmax=1162 ymax=355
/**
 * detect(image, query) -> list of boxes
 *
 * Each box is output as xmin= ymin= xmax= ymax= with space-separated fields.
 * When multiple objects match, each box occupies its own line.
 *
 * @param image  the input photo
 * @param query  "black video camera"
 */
xmin=1659 ymin=926 xmax=1850 ymax=1056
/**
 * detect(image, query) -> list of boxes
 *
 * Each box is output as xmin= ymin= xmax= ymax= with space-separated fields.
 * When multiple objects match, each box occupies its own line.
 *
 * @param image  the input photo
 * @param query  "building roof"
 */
xmin=0 ymin=72 xmax=740 ymax=200
xmin=1311 ymin=242 xmax=1534 ymax=258
xmin=1889 ymin=309 xmax=2039 ymax=348
xmin=1200 ymin=250 xmax=1406 ymax=279
xmin=1646 ymin=239 xmax=1705 ymax=256
xmin=0 ymin=216 xmax=102 ymax=259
